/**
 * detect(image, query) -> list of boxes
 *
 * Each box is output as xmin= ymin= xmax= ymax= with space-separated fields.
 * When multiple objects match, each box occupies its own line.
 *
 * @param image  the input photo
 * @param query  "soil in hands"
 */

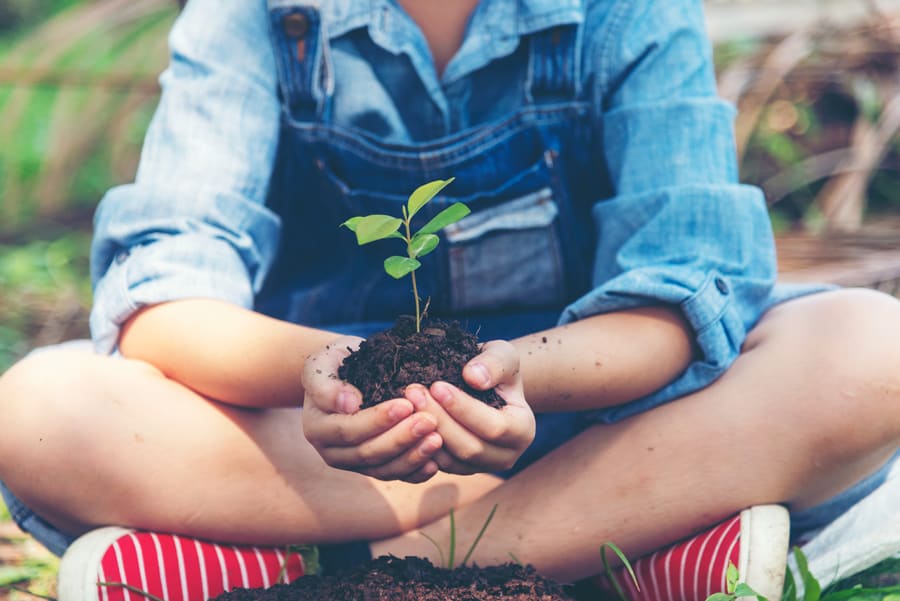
xmin=338 ymin=316 xmax=504 ymax=409
xmin=212 ymin=556 xmax=580 ymax=601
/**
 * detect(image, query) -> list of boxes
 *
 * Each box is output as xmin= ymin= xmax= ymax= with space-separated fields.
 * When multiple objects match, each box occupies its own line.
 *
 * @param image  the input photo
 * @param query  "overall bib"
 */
xmin=257 ymin=2 xmax=608 ymax=472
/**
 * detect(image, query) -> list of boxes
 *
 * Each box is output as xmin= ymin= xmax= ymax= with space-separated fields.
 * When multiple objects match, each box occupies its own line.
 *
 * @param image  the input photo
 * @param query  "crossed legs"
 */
xmin=1 ymin=289 xmax=898 ymax=583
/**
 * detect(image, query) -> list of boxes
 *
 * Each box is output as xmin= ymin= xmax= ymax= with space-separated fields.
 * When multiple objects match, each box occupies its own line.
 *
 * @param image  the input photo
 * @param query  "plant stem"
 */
xmin=411 ymin=270 xmax=422 ymax=333
xmin=403 ymin=214 xmax=422 ymax=332
xmin=98 ymin=582 xmax=166 ymax=601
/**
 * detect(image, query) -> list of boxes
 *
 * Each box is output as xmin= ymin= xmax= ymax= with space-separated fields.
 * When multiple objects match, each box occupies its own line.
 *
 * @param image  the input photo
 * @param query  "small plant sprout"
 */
xmin=341 ymin=178 xmax=469 ymax=333
xmin=420 ymin=503 xmax=499 ymax=570
xmin=601 ymin=542 xmax=640 ymax=601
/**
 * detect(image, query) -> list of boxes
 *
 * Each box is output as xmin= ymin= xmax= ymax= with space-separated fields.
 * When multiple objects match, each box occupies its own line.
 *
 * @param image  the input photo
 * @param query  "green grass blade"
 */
xmin=419 ymin=532 xmax=446 ymax=570
xmin=448 ymin=508 xmax=456 ymax=570
xmin=460 ymin=503 xmax=498 ymax=567
xmin=600 ymin=542 xmax=638 ymax=601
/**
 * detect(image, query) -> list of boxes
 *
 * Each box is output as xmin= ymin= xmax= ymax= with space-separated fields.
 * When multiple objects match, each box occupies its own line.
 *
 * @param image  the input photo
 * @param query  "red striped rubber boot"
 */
xmin=603 ymin=505 xmax=790 ymax=601
xmin=57 ymin=527 xmax=308 ymax=601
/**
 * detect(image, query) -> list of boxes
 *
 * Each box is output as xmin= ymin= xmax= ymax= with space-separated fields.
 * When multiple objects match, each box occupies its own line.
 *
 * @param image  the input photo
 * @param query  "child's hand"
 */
xmin=301 ymin=336 xmax=443 ymax=483
xmin=404 ymin=340 xmax=535 ymax=475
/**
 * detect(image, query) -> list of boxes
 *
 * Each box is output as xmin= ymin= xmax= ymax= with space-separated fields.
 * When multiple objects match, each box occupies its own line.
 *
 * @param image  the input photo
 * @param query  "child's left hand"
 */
xmin=404 ymin=340 xmax=536 ymax=475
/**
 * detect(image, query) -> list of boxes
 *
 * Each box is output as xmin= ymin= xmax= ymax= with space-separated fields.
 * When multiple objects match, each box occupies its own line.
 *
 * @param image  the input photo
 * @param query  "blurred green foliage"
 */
xmin=0 ymin=0 xmax=175 ymax=235
xmin=0 ymin=233 xmax=92 ymax=371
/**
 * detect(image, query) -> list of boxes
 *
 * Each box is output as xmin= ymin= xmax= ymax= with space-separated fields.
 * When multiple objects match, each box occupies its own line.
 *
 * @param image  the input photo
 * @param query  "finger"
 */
xmin=431 ymin=449 xmax=484 ymax=476
xmin=400 ymin=461 xmax=440 ymax=484
xmin=319 ymin=414 xmax=438 ymax=469
xmin=360 ymin=434 xmax=443 ymax=481
xmin=463 ymin=339 xmax=519 ymax=391
xmin=412 ymin=386 xmax=519 ymax=471
xmin=429 ymin=381 xmax=534 ymax=448
xmin=302 ymin=336 xmax=364 ymax=413
xmin=304 ymin=397 xmax=416 ymax=448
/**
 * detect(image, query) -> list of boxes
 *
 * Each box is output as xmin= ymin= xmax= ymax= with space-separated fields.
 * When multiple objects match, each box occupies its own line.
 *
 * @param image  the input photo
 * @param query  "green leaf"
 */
xmin=353 ymin=215 xmax=403 ymax=245
xmin=792 ymin=547 xmax=821 ymax=601
xmin=727 ymin=562 xmax=740 ymax=594
xmin=407 ymin=177 xmax=455 ymax=219
xmin=384 ymin=256 xmax=421 ymax=279
xmin=340 ymin=216 xmax=363 ymax=232
xmin=409 ymin=233 xmax=439 ymax=258
xmin=733 ymin=583 xmax=762 ymax=598
xmin=782 ymin=565 xmax=798 ymax=601
xmin=705 ymin=594 xmax=734 ymax=601
xmin=418 ymin=202 xmax=471 ymax=235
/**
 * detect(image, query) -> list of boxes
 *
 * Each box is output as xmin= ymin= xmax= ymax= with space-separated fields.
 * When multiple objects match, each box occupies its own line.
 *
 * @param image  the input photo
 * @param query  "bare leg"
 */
xmin=0 ymin=350 xmax=501 ymax=544
xmin=373 ymin=289 xmax=900 ymax=582
xmin=2 ymin=289 xmax=898 ymax=582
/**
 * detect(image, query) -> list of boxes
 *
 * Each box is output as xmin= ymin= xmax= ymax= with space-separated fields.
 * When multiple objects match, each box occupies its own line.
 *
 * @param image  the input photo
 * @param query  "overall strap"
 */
xmin=268 ymin=0 xmax=333 ymax=121
xmin=526 ymin=23 xmax=582 ymax=104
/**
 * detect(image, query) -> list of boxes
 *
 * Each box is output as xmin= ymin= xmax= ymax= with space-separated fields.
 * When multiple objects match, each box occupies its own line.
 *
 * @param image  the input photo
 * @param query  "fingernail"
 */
xmin=388 ymin=403 xmax=410 ymax=422
xmin=419 ymin=433 xmax=441 ymax=455
xmin=468 ymin=363 xmax=491 ymax=388
xmin=405 ymin=385 xmax=427 ymax=410
xmin=431 ymin=382 xmax=453 ymax=404
xmin=336 ymin=390 xmax=357 ymax=414
xmin=412 ymin=418 xmax=434 ymax=437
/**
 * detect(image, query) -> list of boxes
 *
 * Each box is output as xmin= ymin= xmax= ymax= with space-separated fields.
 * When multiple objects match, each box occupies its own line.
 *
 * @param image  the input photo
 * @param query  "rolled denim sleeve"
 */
xmin=90 ymin=0 xmax=282 ymax=354
xmin=563 ymin=0 xmax=777 ymax=420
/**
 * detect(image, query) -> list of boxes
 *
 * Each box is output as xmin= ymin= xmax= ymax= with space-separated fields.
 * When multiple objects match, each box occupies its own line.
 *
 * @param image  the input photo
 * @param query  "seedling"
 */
xmin=341 ymin=178 xmax=469 ymax=333
xmin=707 ymin=562 xmax=767 ymax=601
xmin=420 ymin=503 xmax=499 ymax=570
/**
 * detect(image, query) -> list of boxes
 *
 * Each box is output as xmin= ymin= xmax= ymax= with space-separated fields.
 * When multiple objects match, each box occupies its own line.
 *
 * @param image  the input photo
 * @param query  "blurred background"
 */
xmin=0 ymin=0 xmax=899 ymax=597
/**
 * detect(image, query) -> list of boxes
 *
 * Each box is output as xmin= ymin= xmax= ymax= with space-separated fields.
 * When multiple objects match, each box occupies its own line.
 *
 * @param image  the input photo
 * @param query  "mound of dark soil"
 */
xmin=213 ymin=556 xmax=579 ymax=601
xmin=338 ymin=316 xmax=504 ymax=409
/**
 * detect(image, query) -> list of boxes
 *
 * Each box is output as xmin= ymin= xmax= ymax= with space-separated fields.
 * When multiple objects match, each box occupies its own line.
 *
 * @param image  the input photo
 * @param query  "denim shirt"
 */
xmin=90 ymin=0 xmax=781 ymax=421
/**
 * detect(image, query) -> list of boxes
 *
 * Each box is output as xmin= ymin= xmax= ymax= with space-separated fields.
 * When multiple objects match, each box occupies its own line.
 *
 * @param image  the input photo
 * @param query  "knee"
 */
xmin=799 ymin=289 xmax=900 ymax=396
xmin=762 ymin=288 xmax=900 ymax=444
xmin=0 ymin=349 xmax=100 ymax=480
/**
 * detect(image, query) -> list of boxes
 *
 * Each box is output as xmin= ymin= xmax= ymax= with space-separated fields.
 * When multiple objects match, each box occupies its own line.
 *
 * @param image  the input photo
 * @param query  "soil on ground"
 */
xmin=338 ymin=316 xmax=504 ymax=409
xmin=212 ymin=556 xmax=585 ymax=601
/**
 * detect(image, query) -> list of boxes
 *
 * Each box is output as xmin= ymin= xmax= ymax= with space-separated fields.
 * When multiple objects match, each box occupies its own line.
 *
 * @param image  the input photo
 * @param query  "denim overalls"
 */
xmin=258 ymin=4 xmax=598 ymax=342
xmin=255 ymin=2 xmax=603 ymax=472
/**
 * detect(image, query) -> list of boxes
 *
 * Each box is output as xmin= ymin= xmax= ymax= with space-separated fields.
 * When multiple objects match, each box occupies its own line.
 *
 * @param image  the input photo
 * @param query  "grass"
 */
xmin=0 ymin=498 xmax=59 ymax=601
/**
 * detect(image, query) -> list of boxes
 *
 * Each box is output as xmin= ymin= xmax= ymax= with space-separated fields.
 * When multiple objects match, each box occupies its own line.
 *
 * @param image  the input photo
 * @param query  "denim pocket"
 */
xmin=444 ymin=187 xmax=565 ymax=313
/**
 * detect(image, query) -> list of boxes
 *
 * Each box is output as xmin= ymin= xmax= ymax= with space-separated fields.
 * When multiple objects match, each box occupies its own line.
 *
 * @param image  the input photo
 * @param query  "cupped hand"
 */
xmin=404 ymin=339 xmax=535 ymax=475
xmin=301 ymin=336 xmax=443 ymax=483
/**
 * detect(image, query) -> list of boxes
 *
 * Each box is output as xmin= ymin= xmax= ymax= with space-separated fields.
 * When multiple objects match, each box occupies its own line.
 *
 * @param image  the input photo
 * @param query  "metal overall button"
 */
xmin=282 ymin=13 xmax=309 ymax=39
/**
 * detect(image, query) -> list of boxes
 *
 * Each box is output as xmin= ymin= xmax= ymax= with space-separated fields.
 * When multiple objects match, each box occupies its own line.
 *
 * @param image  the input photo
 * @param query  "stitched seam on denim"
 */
xmin=597 ymin=0 xmax=638 ymax=101
xmin=684 ymin=273 xmax=732 ymax=335
xmin=286 ymin=105 xmax=590 ymax=168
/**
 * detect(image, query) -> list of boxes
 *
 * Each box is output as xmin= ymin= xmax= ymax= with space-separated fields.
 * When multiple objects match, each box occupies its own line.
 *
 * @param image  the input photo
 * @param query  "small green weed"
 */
xmin=783 ymin=547 xmax=900 ymax=601
xmin=421 ymin=503 xmax=498 ymax=570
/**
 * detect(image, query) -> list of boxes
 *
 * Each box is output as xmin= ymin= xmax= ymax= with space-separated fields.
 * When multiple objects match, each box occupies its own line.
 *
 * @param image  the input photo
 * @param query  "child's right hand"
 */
xmin=301 ymin=336 xmax=444 ymax=483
